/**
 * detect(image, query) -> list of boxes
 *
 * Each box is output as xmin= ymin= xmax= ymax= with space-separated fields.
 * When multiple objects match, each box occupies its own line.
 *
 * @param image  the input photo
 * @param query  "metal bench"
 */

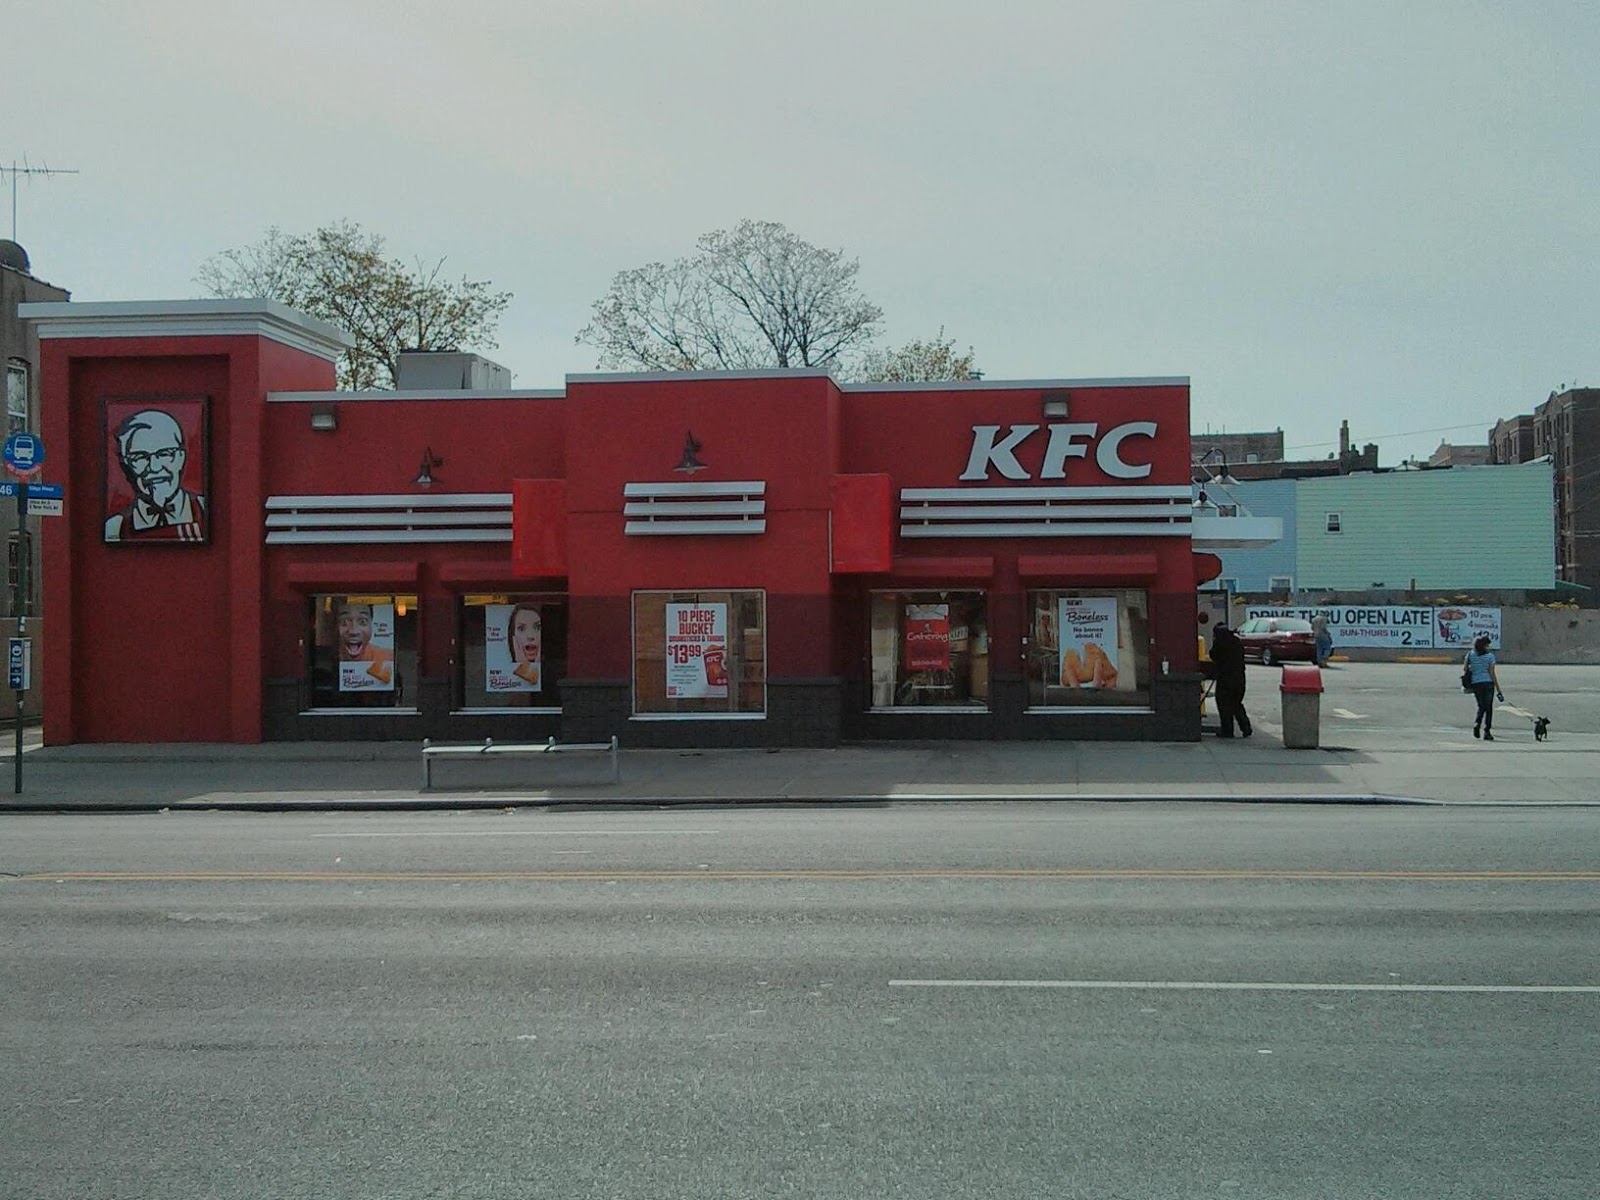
xmin=421 ymin=735 xmax=620 ymax=790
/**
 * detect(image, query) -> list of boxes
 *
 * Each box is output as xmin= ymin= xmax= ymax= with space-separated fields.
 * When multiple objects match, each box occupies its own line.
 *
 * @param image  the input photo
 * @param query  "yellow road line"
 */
xmin=11 ymin=869 xmax=1600 ymax=883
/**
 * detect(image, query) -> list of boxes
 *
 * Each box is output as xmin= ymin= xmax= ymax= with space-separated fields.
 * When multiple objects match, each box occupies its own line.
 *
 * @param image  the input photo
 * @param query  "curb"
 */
xmin=0 ymin=791 xmax=1447 ymax=814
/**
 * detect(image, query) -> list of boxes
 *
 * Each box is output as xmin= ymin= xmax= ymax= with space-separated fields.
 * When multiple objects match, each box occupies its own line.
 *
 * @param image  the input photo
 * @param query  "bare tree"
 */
xmin=853 ymin=327 xmax=979 ymax=383
xmin=579 ymin=220 xmax=886 ymax=372
xmin=197 ymin=220 xmax=513 ymax=390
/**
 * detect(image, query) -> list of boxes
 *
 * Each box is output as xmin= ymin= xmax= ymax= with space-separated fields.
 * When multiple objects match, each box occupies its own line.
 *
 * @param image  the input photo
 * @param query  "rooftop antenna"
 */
xmin=1 ymin=157 xmax=81 ymax=241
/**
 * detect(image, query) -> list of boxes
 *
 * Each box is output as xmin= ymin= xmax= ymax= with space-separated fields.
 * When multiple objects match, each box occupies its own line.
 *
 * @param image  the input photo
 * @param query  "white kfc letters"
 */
xmin=959 ymin=422 xmax=1159 ymax=481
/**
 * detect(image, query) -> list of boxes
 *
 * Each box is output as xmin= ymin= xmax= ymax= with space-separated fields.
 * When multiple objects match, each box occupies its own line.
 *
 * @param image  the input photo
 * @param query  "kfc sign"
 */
xmin=960 ymin=422 xmax=1158 ymax=482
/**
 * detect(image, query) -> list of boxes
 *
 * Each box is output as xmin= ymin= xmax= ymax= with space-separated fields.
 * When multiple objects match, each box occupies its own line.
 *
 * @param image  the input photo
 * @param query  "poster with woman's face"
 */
xmin=487 ymin=603 xmax=542 ymax=692
xmin=336 ymin=601 xmax=395 ymax=691
xmin=103 ymin=397 xmax=209 ymax=544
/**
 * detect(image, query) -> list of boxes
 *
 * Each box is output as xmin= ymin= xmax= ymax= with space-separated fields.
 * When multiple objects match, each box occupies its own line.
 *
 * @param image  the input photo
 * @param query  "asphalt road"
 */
xmin=1292 ymin=662 xmax=1600 ymax=744
xmin=4 ymin=804 xmax=1598 ymax=1199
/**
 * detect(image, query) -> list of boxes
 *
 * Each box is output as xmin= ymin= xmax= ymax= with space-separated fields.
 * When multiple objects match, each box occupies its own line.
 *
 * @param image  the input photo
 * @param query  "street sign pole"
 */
xmin=2 ymin=431 xmax=46 ymax=793
xmin=13 ymin=480 xmax=25 ymax=793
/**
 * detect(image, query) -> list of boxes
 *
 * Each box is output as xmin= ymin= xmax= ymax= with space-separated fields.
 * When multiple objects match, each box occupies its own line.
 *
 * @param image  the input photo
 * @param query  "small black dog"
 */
xmin=1533 ymin=717 xmax=1550 ymax=742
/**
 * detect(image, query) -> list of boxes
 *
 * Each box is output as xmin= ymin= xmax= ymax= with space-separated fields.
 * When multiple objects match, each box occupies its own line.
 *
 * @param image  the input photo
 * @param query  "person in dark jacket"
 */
xmin=1204 ymin=624 xmax=1252 ymax=738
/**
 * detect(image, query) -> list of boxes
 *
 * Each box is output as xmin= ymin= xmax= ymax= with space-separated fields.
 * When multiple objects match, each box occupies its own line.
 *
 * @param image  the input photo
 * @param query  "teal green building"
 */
xmin=1295 ymin=461 xmax=1555 ymax=590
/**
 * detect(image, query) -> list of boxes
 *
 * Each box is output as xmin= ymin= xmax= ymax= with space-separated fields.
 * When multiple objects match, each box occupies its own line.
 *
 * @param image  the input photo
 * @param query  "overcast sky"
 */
xmin=8 ymin=1 xmax=1596 ymax=463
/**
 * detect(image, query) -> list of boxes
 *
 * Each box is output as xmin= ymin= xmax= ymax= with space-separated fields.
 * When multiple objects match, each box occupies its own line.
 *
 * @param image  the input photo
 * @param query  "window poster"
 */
xmin=337 ymin=601 xmax=396 ymax=691
xmin=487 ymin=602 xmax=543 ymax=692
xmin=904 ymin=603 xmax=952 ymax=672
xmin=665 ymin=602 xmax=729 ymax=699
xmin=1058 ymin=596 xmax=1120 ymax=689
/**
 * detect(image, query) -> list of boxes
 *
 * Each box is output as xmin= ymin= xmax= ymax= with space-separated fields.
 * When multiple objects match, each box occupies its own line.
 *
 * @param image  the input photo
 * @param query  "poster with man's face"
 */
xmin=103 ymin=397 xmax=209 ymax=544
xmin=336 ymin=601 xmax=396 ymax=692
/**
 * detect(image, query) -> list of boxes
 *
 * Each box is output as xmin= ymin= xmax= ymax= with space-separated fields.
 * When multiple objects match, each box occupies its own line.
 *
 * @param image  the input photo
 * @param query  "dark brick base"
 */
xmin=560 ymin=678 xmax=845 ymax=748
xmin=843 ymin=674 xmax=1201 ymax=741
xmin=264 ymin=678 xmax=563 ymax=743
xmin=264 ymin=672 xmax=1202 ymax=745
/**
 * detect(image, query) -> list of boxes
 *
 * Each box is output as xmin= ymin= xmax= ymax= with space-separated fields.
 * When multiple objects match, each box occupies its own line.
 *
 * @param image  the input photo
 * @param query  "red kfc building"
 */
xmin=23 ymin=299 xmax=1248 ymax=747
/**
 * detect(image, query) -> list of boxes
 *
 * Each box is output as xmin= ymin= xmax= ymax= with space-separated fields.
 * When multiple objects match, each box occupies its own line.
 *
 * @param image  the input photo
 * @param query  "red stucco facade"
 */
xmin=26 ymin=301 xmax=1208 ymax=746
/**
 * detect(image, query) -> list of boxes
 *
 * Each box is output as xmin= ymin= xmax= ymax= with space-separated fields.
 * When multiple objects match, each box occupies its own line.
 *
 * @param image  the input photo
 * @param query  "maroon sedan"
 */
xmin=1234 ymin=616 xmax=1317 ymax=665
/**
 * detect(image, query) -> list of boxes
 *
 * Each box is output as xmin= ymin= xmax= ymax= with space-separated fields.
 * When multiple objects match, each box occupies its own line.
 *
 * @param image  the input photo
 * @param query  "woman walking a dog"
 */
xmin=1463 ymin=635 xmax=1503 ymax=740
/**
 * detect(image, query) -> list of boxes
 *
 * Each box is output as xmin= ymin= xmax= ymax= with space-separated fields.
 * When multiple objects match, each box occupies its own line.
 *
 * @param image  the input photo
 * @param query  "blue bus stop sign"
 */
xmin=2 ymin=433 xmax=44 ymax=478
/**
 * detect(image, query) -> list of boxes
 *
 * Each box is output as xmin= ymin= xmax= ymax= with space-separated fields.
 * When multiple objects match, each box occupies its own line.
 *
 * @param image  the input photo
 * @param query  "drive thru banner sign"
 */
xmin=1245 ymin=605 xmax=1502 ymax=650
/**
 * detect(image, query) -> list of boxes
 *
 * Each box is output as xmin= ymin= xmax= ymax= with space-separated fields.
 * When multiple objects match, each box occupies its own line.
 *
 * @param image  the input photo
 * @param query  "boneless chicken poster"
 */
xmin=666 ymin=602 xmax=729 ymax=699
xmin=486 ymin=603 xmax=542 ymax=693
xmin=1058 ymin=597 xmax=1120 ymax=689
xmin=336 ymin=601 xmax=396 ymax=692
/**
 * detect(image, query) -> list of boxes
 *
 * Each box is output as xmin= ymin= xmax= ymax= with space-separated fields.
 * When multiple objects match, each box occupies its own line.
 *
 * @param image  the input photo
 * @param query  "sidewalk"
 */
xmin=4 ymin=724 xmax=1595 ymax=810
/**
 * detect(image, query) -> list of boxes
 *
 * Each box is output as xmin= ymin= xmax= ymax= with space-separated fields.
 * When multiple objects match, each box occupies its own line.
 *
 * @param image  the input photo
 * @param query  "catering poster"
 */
xmin=1058 ymin=596 xmax=1119 ymax=689
xmin=1434 ymin=606 xmax=1502 ymax=649
xmin=486 ymin=603 xmax=542 ymax=692
xmin=336 ymin=601 xmax=395 ymax=691
xmin=666 ymin=602 xmax=728 ymax=698
xmin=903 ymin=603 xmax=951 ymax=672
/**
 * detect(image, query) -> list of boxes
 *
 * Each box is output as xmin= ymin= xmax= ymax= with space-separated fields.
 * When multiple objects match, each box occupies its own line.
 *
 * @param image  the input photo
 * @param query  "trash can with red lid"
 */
xmin=1279 ymin=663 xmax=1324 ymax=749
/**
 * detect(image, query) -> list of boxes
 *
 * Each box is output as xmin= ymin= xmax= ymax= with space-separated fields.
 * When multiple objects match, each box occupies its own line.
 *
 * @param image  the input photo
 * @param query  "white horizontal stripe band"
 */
xmin=269 ymin=390 xmax=565 ymax=402
xmin=900 ymin=523 xmax=1190 ymax=538
xmin=622 ymin=501 xmax=766 ymax=517
xmin=887 ymin=980 xmax=1600 ymax=994
xmin=623 ymin=481 xmax=766 ymax=497
xmin=265 ymin=529 xmax=512 ymax=545
xmin=310 ymin=830 xmax=723 ymax=838
xmin=901 ymin=486 xmax=1194 ymax=501
xmin=265 ymin=511 xmax=512 ymax=529
xmin=266 ymin=493 xmax=512 ymax=510
xmin=624 ymin=520 xmax=767 ymax=536
xmin=899 ymin=503 xmax=1190 ymax=520
xmin=843 ymin=375 xmax=1189 ymax=392
xmin=20 ymin=301 xmax=352 ymax=361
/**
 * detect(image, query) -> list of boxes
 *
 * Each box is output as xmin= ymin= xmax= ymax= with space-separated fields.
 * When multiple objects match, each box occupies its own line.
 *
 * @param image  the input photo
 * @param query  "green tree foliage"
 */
xmin=197 ymin=221 xmax=512 ymax=390
xmin=579 ymin=220 xmax=977 ymax=381
xmin=854 ymin=327 xmax=979 ymax=383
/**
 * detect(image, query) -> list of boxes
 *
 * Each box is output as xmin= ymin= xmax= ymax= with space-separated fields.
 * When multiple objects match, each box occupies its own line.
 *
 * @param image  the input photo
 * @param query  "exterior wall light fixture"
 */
xmin=1041 ymin=390 xmax=1070 ymax=419
xmin=310 ymin=405 xmax=338 ymax=432
xmin=414 ymin=447 xmax=444 ymax=487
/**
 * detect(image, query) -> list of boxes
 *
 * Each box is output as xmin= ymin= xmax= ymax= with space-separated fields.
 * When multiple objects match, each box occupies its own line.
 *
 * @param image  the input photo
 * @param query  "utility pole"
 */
xmin=0 ymin=158 xmax=80 ymax=241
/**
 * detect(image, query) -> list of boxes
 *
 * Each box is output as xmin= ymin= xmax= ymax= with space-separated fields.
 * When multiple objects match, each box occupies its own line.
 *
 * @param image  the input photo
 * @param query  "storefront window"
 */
xmin=869 ymin=591 xmax=989 ymax=709
xmin=456 ymin=594 xmax=567 ymax=710
xmin=633 ymin=591 xmax=765 ymax=717
xmin=1026 ymin=589 xmax=1150 ymax=708
xmin=306 ymin=593 xmax=420 ymax=710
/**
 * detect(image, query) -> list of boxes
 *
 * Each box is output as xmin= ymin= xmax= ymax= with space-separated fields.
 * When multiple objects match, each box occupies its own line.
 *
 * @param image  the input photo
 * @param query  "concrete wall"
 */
xmin=1501 ymin=607 xmax=1600 ymax=664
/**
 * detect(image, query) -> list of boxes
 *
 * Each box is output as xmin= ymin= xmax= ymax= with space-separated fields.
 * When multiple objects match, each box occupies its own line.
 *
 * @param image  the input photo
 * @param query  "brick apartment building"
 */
xmin=1490 ymin=388 xmax=1600 ymax=594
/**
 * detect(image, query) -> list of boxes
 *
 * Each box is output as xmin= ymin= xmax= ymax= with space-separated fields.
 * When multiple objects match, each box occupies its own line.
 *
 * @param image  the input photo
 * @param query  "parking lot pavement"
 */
xmin=3 ymin=664 xmax=1595 ymax=810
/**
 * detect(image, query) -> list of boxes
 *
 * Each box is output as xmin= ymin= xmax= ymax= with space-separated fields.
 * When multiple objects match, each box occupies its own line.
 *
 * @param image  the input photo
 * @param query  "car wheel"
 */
xmin=1261 ymin=647 xmax=1276 ymax=666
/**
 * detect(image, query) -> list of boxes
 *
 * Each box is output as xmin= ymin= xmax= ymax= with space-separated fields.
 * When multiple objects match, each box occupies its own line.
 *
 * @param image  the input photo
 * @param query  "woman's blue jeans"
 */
xmin=1472 ymin=682 xmax=1495 ymax=731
